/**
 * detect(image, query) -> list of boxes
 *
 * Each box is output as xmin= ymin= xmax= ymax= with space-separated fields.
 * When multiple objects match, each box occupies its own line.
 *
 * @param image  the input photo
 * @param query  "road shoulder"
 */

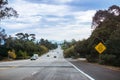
xmin=68 ymin=59 xmax=120 ymax=80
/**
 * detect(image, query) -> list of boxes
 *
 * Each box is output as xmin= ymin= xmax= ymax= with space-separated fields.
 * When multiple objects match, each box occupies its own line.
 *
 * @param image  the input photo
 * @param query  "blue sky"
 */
xmin=1 ymin=0 xmax=120 ymax=41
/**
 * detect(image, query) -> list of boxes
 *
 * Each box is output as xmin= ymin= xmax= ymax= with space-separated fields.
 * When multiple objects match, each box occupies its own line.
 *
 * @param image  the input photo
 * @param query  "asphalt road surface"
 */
xmin=0 ymin=46 xmax=92 ymax=80
xmin=70 ymin=60 xmax=120 ymax=80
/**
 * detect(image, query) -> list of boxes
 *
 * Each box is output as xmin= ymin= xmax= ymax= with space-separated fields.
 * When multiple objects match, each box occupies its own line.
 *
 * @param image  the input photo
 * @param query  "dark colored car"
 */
xmin=47 ymin=55 xmax=50 ymax=57
xmin=54 ymin=56 xmax=57 ymax=58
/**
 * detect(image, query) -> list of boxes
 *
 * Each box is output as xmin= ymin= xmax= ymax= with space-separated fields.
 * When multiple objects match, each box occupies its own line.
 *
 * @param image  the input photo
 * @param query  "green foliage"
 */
xmin=99 ymin=54 xmax=118 ymax=66
xmin=86 ymin=5 xmax=120 ymax=66
xmin=61 ymin=39 xmax=78 ymax=58
xmin=0 ymin=1 xmax=58 ymax=60
xmin=0 ymin=45 xmax=8 ymax=57
xmin=62 ymin=5 xmax=120 ymax=66
xmin=40 ymin=45 xmax=49 ymax=54
xmin=64 ymin=46 xmax=78 ymax=58
xmin=74 ymin=39 xmax=88 ymax=58
xmin=39 ymin=38 xmax=58 ymax=50
xmin=86 ymin=55 xmax=98 ymax=62
xmin=17 ymin=50 xmax=30 ymax=59
xmin=0 ymin=32 xmax=58 ymax=60
xmin=0 ymin=0 xmax=18 ymax=60
xmin=92 ymin=5 xmax=120 ymax=29
xmin=62 ymin=39 xmax=76 ymax=50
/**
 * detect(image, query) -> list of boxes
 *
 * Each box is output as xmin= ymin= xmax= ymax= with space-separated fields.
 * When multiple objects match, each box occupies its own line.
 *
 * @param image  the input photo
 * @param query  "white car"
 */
xmin=30 ymin=56 xmax=37 ymax=60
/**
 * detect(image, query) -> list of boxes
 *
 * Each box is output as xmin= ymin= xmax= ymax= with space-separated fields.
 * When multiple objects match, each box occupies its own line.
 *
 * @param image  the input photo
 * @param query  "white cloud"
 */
xmin=10 ymin=23 xmax=91 ymax=41
xmin=2 ymin=22 xmax=34 ymax=30
xmin=45 ymin=17 xmax=61 ymax=22
xmin=2 ymin=0 xmax=96 ymax=41
xmin=45 ymin=17 xmax=68 ymax=22
xmin=10 ymin=0 xmax=69 ymax=17
xmin=53 ymin=0 xmax=74 ymax=3
xmin=73 ymin=10 xmax=96 ymax=23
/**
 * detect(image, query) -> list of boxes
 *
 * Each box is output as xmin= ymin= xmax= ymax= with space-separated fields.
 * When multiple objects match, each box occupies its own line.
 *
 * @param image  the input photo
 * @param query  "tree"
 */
xmin=91 ymin=5 xmax=120 ymax=29
xmin=88 ymin=5 xmax=120 ymax=64
xmin=16 ymin=33 xmax=25 ymax=40
xmin=62 ymin=40 xmax=71 ymax=50
xmin=105 ymin=26 xmax=120 ymax=66
xmin=39 ymin=38 xmax=58 ymax=50
xmin=74 ymin=39 xmax=88 ymax=58
xmin=64 ymin=46 xmax=75 ymax=58
xmin=0 ymin=0 xmax=18 ymax=20
xmin=62 ymin=5 xmax=120 ymax=66
xmin=0 ymin=0 xmax=18 ymax=50
xmin=40 ymin=45 xmax=48 ymax=54
xmin=108 ymin=5 xmax=120 ymax=16
xmin=24 ymin=33 xmax=29 ymax=41
xmin=30 ymin=34 xmax=35 ymax=41
xmin=16 ymin=33 xmax=36 ymax=41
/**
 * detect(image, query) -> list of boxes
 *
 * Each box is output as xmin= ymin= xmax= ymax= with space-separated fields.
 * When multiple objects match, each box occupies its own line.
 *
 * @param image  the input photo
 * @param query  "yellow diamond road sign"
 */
xmin=95 ymin=42 xmax=106 ymax=54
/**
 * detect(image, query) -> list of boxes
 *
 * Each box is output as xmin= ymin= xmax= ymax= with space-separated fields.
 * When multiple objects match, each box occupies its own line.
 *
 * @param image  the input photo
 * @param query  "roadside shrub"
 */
xmin=17 ymin=50 xmax=29 ymax=59
xmin=0 ymin=56 xmax=3 ymax=60
xmin=99 ymin=54 xmax=116 ymax=65
xmin=40 ymin=45 xmax=49 ymax=54
xmin=64 ymin=46 xmax=76 ymax=58
xmin=86 ymin=54 xmax=98 ymax=62
xmin=8 ymin=49 xmax=16 ymax=59
xmin=35 ymin=52 xmax=41 ymax=56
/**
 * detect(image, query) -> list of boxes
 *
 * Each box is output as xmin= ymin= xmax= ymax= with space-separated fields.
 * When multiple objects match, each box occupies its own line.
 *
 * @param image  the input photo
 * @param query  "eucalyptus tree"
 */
xmin=0 ymin=0 xmax=18 ymax=20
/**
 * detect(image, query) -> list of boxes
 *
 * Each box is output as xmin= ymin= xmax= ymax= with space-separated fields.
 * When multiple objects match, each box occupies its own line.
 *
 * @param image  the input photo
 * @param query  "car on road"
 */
xmin=30 ymin=56 xmax=37 ymax=60
xmin=33 ymin=54 xmax=39 ymax=59
xmin=47 ymin=55 xmax=50 ymax=57
xmin=54 ymin=56 xmax=57 ymax=58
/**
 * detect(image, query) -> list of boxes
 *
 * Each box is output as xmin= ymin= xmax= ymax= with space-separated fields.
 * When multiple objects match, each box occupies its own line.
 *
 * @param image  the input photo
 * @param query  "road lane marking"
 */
xmin=0 ymin=65 xmax=18 ymax=70
xmin=0 ymin=68 xmax=9 ymax=70
xmin=32 ymin=71 xmax=38 ymax=75
xmin=68 ymin=62 xmax=95 ymax=80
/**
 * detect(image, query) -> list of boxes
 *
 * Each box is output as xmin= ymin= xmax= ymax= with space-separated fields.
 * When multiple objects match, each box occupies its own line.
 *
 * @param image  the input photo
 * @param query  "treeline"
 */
xmin=0 ymin=0 xmax=58 ymax=60
xmin=62 ymin=5 xmax=120 ymax=66
xmin=0 ymin=32 xmax=58 ymax=60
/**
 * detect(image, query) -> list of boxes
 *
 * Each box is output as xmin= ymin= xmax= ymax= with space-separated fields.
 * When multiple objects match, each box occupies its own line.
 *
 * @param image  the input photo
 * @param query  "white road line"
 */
xmin=68 ymin=62 xmax=95 ymax=80
xmin=32 ymin=71 xmax=38 ymax=75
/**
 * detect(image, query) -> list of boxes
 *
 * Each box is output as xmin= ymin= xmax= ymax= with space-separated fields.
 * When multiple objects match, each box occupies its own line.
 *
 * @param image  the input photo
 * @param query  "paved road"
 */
xmin=0 ymin=46 xmax=91 ymax=80
xmin=70 ymin=60 xmax=120 ymax=80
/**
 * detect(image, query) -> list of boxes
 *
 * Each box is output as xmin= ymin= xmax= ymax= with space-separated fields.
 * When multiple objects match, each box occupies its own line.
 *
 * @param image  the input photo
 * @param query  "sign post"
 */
xmin=95 ymin=42 xmax=106 ymax=62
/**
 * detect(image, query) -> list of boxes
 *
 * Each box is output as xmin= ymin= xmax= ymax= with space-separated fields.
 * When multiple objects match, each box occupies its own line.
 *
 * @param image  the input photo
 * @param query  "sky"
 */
xmin=1 ymin=0 xmax=120 ymax=42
